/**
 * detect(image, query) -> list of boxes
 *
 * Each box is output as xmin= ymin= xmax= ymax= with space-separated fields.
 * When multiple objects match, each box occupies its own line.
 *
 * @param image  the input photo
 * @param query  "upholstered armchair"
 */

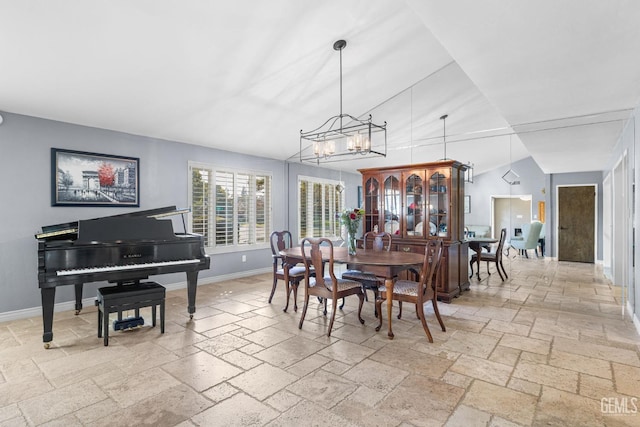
xmin=510 ymin=221 xmax=544 ymax=258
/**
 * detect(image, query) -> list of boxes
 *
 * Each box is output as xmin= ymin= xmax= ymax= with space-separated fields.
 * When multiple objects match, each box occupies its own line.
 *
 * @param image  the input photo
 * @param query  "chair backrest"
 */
xmin=300 ymin=237 xmax=336 ymax=291
xmin=363 ymin=231 xmax=392 ymax=251
xmin=419 ymin=239 xmax=443 ymax=298
xmin=270 ymin=230 xmax=294 ymax=267
xmin=496 ymin=228 xmax=507 ymax=259
xmin=522 ymin=221 xmax=543 ymax=247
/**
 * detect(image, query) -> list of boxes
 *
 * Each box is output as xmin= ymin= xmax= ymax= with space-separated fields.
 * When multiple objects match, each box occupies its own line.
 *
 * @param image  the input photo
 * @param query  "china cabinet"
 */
xmin=358 ymin=160 xmax=469 ymax=302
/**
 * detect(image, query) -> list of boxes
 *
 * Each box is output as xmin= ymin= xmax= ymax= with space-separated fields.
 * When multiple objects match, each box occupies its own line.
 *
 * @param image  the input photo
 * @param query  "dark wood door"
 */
xmin=558 ymin=186 xmax=595 ymax=262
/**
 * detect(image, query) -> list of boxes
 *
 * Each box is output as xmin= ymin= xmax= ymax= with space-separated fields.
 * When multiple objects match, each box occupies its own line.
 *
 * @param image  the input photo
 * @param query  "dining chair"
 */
xmin=299 ymin=237 xmax=365 ymax=337
xmin=510 ymin=221 xmax=543 ymax=258
xmin=375 ymin=239 xmax=445 ymax=342
xmin=269 ymin=230 xmax=314 ymax=312
xmin=470 ymin=228 xmax=508 ymax=281
xmin=341 ymin=231 xmax=392 ymax=317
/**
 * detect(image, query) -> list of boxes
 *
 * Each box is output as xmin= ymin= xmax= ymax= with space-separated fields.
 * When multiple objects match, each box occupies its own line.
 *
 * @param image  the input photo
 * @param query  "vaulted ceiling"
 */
xmin=2 ymin=1 xmax=640 ymax=175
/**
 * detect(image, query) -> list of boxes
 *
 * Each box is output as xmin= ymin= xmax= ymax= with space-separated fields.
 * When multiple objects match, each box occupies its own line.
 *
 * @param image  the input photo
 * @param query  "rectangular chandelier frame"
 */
xmin=300 ymin=113 xmax=387 ymax=164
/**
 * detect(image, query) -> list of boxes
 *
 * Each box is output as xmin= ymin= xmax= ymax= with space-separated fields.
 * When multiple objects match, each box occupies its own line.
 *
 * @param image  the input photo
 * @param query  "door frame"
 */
xmin=555 ymin=184 xmax=598 ymax=263
xmin=490 ymin=194 xmax=532 ymax=239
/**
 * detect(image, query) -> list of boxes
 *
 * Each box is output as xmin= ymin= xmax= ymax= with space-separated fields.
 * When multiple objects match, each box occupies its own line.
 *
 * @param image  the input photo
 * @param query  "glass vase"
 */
xmin=347 ymin=232 xmax=357 ymax=255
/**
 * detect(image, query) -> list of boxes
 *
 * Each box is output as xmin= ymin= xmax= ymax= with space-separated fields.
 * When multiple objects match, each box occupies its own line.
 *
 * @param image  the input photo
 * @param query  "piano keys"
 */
xmin=36 ymin=206 xmax=210 ymax=348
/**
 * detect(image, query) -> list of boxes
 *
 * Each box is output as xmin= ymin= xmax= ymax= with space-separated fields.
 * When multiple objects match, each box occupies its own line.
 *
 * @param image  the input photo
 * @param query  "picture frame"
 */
xmin=51 ymin=148 xmax=140 ymax=207
xmin=464 ymin=195 xmax=471 ymax=214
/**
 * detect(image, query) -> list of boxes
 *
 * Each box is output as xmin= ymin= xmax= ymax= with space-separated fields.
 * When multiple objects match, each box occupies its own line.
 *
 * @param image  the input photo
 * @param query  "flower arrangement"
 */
xmin=339 ymin=208 xmax=364 ymax=255
xmin=339 ymin=208 xmax=364 ymax=235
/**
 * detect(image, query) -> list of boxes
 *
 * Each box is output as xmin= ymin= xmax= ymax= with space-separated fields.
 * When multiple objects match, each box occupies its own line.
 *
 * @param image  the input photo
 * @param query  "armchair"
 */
xmin=510 ymin=221 xmax=543 ymax=258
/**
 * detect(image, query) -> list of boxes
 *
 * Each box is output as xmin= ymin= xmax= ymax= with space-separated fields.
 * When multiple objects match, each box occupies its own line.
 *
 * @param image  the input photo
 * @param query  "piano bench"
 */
xmin=96 ymin=282 xmax=166 ymax=346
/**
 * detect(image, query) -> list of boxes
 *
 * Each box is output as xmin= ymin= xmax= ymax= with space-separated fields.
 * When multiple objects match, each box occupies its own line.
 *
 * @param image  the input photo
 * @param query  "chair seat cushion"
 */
xmin=310 ymin=276 xmax=362 ymax=291
xmin=277 ymin=265 xmax=312 ymax=278
xmin=379 ymin=280 xmax=419 ymax=297
xmin=471 ymin=253 xmax=498 ymax=262
xmin=341 ymin=270 xmax=380 ymax=284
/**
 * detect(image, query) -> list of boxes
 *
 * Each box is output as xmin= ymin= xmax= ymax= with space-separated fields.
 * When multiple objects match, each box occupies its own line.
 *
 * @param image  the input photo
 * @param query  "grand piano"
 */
xmin=35 ymin=206 xmax=210 ymax=348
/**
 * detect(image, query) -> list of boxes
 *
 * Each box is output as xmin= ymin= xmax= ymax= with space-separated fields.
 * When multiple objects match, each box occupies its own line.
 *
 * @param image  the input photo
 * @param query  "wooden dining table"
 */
xmin=280 ymin=246 xmax=425 ymax=339
xmin=467 ymin=237 xmax=498 ymax=279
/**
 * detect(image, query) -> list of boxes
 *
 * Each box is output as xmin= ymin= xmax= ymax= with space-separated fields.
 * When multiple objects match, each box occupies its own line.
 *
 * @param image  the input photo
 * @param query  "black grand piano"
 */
xmin=35 ymin=206 xmax=210 ymax=348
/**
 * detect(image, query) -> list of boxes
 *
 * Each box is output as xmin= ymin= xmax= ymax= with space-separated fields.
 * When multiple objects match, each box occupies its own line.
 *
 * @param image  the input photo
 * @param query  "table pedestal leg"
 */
xmin=386 ymin=277 xmax=394 ymax=339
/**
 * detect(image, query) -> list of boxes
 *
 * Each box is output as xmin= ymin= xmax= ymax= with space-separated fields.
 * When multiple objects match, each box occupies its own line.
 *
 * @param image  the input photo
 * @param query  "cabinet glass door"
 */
xmin=363 ymin=176 xmax=380 ymax=233
xmin=404 ymin=172 xmax=424 ymax=237
xmin=428 ymin=170 xmax=450 ymax=238
xmin=383 ymin=175 xmax=400 ymax=235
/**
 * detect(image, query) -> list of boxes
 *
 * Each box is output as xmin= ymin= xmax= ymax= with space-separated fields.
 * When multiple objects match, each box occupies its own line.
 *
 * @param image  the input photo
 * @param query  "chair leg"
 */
xmin=292 ymin=281 xmax=299 ymax=312
xmin=397 ymin=301 xmax=403 ymax=319
xmin=375 ymin=296 xmax=385 ymax=332
xmin=469 ymin=259 xmax=475 ymax=278
xmin=417 ymin=300 xmax=434 ymax=343
xmin=298 ymin=293 xmax=310 ymax=330
xmin=486 ymin=261 xmax=491 ymax=276
xmin=268 ymin=275 xmax=278 ymax=303
xmin=371 ymin=287 xmax=379 ymax=318
xmin=327 ymin=298 xmax=338 ymax=337
xmin=323 ymin=298 xmax=327 ymax=316
xmin=495 ymin=261 xmax=505 ymax=281
xmin=499 ymin=261 xmax=509 ymax=279
xmin=432 ymin=297 xmax=446 ymax=332
xmin=357 ymin=293 xmax=365 ymax=325
xmin=339 ymin=298 xmax=345 ymax=310
xmin=524 ymin=250 xmax=529 ymax=258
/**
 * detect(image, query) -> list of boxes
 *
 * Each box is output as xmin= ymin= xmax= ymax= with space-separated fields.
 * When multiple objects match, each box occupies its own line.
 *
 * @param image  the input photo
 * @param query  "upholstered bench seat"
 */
xmin=96 ymin=282 xmax=165 ymax=346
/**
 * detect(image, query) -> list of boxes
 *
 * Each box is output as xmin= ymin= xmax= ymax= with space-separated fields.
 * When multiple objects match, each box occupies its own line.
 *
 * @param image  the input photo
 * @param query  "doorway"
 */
xmin=491 ymin=195 xmax=532 ymax=240
xmin=557 ymin=185 xmax=596 ymax=263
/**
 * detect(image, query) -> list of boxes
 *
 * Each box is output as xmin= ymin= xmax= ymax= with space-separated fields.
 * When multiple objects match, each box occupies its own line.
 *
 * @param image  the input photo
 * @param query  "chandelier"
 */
xmin=300 ymin=40 xmax=387 ymax=164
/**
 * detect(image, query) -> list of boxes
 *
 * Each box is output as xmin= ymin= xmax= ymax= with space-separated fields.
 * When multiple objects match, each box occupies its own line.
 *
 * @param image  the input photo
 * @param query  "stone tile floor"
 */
xmin=1 ymin=256 xmax=639 ymax=426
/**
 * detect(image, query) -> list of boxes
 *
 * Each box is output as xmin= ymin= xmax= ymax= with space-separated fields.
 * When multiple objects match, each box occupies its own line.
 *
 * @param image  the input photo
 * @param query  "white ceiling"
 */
xmin=2 ymin=1 xmax=640 ymax=175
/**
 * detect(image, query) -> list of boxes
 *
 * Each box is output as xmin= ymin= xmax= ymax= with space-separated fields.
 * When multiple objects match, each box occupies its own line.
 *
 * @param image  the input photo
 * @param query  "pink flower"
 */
xmin=349 ymin=212 xmax=357 ymax=220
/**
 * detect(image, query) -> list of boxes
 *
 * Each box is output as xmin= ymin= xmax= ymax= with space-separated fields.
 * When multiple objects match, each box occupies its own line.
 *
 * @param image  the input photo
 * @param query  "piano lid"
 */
xmin=35 ymin=206 xmax=189 ymax=240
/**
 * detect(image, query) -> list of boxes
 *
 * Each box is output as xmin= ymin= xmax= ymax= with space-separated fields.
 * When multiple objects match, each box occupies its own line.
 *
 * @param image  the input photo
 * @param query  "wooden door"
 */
xmin=558 ymin=185 xmax=595 ymax=262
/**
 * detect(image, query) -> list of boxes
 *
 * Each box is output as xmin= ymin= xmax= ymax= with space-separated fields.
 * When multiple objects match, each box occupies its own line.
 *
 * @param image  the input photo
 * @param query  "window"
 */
xmin=189 ymin=162 xmax=271 ymax=251
xmin=298 ymin=176 xmax=344 ymax=239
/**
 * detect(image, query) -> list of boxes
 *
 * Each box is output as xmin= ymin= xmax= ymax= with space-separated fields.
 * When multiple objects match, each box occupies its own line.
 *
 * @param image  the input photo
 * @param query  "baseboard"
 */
xmin=628 ymin=300 xmax=640 ymax=337
xmin=0 ymin=267 xmax=270 ymax=323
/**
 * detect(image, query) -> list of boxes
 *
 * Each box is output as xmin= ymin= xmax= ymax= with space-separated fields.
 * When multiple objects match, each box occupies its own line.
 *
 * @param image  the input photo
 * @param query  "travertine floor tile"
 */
xmin=1 ymin=257 xmax=638 ymax=426
xmin=463 ymin=380 xmax=537 ymax=425
xmin=228 ymin=363 xmax=298 ymax=401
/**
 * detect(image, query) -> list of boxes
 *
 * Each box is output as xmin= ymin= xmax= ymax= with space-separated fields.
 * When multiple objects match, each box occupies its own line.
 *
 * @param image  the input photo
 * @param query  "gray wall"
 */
xmin=464 ymin=156 xmax=603 ymax=259
xmin=464 ymin=156 xmax=546 ymax=237
xmin=0 ymin=112 xmax=312 ymax=314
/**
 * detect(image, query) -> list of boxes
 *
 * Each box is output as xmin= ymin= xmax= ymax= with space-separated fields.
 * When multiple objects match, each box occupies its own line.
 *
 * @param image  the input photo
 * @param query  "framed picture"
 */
xmin=464 ymin=195 xmax=471 ymax=214
xmin=51 ymin=148 xmax=140 ymax=207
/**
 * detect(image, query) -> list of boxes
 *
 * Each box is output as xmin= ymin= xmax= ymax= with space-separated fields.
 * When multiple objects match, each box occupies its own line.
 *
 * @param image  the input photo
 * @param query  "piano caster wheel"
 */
xmin=75 ymin=310 xmax=80 ymax=315
xmin=44 ymin=342 xmax=50 ymax=349
xmin=189 ymin=314 xmax=194 ymax=320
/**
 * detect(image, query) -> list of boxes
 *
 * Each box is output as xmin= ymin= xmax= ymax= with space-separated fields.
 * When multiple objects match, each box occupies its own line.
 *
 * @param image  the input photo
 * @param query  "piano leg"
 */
xmin=41 ymin=287 xmax=55 ymax=348
xmin=187 ymin=271 xmax=198 ymax=319
xmin=74 ymin=284 xmax=84 ymax=315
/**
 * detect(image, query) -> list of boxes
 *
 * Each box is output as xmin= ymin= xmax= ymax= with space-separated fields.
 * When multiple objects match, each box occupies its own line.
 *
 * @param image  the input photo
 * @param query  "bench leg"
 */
xmin=103 ymin=311 xmax=110 ymax=346
xmin=151 ymin=304 xmax=157 ymax=327
xmin=160 ymin=300 xmax=165 ymax=333
xmin=98 ymin=307 xmax=103 ymax=338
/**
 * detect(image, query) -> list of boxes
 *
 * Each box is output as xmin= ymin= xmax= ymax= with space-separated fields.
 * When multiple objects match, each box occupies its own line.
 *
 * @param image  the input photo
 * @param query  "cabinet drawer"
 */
xmin=395 ymin=243 xmax=424 ymax=254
